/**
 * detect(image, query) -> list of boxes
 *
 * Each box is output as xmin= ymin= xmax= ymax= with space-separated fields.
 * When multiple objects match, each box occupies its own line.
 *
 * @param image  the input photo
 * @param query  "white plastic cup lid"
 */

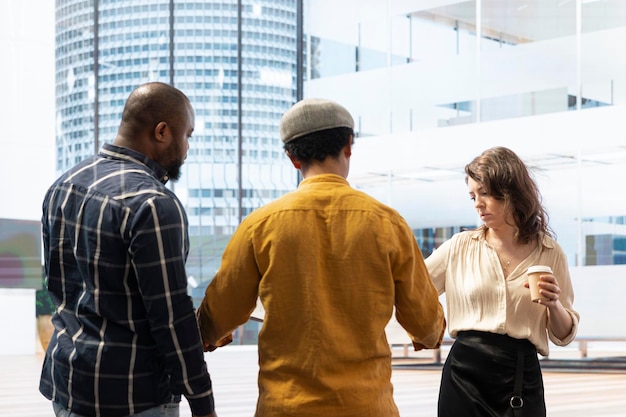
xmin=527 ymin=265 xmax=553 ymax=274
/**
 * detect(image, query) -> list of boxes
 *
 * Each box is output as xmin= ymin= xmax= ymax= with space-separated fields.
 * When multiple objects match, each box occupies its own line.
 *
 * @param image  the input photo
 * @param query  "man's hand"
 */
xmin=203 ymin=334 xmax=233 ymax=352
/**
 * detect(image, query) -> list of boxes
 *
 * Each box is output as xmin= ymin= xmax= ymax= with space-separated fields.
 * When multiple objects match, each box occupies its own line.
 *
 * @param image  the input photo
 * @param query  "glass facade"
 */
xmin=53 ymin=1 xmax=626 ymax=276
xmin=43 ymin=0 xmax=626 ymax=346
xmin=303 ymin=0 xmax=626 ymax=267
xmin=304 ymin=1 xmax=625 ymax=129
xmin=55 ymin=1 xmax=300 ymax=313
xmin=4 ymin=0 xmax=626 ymax=368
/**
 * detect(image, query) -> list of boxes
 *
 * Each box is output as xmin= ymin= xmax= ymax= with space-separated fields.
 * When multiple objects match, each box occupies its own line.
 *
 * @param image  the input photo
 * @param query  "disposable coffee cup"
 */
xmin=527 ymin=265 xmax=553 ymax=302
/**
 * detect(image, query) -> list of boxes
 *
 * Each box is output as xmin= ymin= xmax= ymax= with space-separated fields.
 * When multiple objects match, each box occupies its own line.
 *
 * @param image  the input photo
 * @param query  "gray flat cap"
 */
xmin=280 ymin=98 xmax=354 ymax=143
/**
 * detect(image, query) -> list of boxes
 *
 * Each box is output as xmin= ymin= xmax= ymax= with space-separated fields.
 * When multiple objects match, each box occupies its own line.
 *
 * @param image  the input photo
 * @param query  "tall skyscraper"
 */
xmin=55 ymin=0 xmax=300 ymax=291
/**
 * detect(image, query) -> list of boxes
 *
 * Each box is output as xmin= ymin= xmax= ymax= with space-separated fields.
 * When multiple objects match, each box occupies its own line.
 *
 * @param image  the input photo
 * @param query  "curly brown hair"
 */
xmin=465 ymin=146 xmax=554 ymax=244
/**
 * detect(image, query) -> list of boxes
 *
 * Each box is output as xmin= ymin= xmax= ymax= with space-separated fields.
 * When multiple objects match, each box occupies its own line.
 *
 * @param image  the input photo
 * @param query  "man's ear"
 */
xmin=285 ymin=150 xmax=301 ymax=169
xmin=344 ymin=137 xmax=353 ymax=158
xmin=154 ymin=121 xmax=168 ymax=143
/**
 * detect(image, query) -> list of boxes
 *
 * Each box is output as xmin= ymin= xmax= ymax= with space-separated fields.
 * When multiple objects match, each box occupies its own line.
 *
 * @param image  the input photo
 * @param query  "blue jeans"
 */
xmin=52 ymin=400 xmax=180 ymax=417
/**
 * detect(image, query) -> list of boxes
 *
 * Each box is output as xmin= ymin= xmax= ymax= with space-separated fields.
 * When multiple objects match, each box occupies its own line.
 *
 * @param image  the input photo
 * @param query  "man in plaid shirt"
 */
xmin=39 ymin=82 xmax=217 ymax=417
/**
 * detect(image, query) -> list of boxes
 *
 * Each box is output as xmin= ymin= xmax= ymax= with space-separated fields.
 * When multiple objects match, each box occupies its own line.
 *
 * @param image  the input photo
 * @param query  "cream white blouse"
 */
xmin=425 ymin=228 xmax=580 ymax=356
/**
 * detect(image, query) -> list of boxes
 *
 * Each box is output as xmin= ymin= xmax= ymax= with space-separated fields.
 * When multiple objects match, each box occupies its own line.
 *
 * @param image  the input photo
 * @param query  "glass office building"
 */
xmin=55 ymin=0 xmax=626 ymax=271
xmin=55 ymin=0 xmax=300 ymax=299
xmin=303 ymin=0 xmax=626 ymax=266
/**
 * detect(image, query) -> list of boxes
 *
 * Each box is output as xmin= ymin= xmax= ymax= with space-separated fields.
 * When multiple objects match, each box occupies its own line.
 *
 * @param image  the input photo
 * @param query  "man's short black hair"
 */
xmin=283 ymin=127 xmax=353 ymax=163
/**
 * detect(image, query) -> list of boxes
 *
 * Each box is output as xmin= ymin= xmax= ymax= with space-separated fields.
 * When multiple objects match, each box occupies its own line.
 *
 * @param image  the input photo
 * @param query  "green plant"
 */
xmin=35 ymin=268 xmax=56 ymax=316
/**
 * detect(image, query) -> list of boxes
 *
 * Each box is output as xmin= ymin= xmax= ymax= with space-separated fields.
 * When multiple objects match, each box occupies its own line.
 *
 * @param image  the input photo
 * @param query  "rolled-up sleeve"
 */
xmin=197 ymin=222 xmax=260 ymax=346
xmin=392 ymin=220 xmax=446 ymax=350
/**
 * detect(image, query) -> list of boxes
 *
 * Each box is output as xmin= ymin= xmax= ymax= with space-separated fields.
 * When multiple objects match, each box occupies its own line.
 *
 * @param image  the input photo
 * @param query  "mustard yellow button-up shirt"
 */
xmin=426 ymin=229 xmax=580 ymax=356
xmin=198 ymin=174 xmax=445 ymax=417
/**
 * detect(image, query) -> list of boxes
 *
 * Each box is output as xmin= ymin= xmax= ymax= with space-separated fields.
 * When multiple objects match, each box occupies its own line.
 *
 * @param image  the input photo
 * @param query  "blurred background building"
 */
xmin=55 ymin=0 xmax=302 ymax=302
xmin=1 ymin=0 xmax=625 ymax=349
xmin=304 ymin=0 xmax=626 ymax=268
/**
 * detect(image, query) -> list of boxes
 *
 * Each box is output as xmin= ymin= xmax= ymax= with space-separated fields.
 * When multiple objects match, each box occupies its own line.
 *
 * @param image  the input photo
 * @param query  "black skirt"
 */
xmin=438 ymin=331 xmax=546 ymax=417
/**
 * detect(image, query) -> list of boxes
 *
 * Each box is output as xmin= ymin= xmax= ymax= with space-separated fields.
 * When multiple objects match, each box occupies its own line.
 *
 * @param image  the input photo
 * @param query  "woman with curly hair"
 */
xmin=426 ymin=146 xmax=580 ymax=417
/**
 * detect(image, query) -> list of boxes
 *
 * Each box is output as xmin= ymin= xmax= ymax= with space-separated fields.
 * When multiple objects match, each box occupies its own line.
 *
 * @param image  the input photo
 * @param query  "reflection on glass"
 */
xmin=581 ymin=0 xmax=626 ymax=110
xmin=584 ymin=216 xmax=626 ymax=265
xmin=309 ymin=37 xmax=355 ymax=79
xmin=479 ymin=0 xmax=578 ymax=122
xmin=304 ymin=0 xmax=626 ymax=268
xmin=56 ymin=1 xmax=299 ymax=331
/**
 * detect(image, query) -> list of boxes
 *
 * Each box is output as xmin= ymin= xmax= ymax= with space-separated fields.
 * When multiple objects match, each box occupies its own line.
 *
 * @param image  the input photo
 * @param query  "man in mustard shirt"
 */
xmin=197 ymin=98 xmax=446 ymax=417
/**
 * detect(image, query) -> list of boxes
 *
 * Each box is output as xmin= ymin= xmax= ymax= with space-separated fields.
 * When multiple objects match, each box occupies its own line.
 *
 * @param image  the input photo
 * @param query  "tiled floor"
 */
xmin=2 ymin=345 xmax=625 ymax=417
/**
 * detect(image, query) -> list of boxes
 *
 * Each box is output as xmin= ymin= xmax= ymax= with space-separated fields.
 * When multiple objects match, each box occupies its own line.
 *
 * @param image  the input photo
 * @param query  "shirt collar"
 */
xmin=469 ymin=226 xmax=555 ymax=249
xmin=99 ymin=143 xmax=170 ymax=184
xmin=298 ymin=173 xmax=350 ymax=187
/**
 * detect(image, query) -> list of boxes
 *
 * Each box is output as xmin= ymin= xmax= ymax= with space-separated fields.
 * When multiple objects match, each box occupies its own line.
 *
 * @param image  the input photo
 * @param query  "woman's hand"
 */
xmin=523 ymin=272 xmax=560 ymax=306
xmin=525 ymin=273 xmax=573 ymax=339
xmin=536 ymin=273 xmax=561 ymax=307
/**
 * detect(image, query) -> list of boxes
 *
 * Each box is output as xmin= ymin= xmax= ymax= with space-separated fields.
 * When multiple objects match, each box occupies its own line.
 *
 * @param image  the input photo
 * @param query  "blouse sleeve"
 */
xmin=424 ymin=237 xmax=454 ymax=295
xmin=547 ymin=243 xmax=580 ymax=346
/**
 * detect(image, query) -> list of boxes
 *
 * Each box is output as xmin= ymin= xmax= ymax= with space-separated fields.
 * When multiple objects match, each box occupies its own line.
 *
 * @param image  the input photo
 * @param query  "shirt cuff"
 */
xmin=548 ymin=308 xmax=579 ymax=346
xmin=188 ymin=393 xmax=215 ymax=416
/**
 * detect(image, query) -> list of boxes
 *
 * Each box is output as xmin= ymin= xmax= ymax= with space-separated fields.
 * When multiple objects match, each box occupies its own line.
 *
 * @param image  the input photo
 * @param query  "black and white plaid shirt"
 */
xmin=39 ymin=143 xmax=215 ymax=417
